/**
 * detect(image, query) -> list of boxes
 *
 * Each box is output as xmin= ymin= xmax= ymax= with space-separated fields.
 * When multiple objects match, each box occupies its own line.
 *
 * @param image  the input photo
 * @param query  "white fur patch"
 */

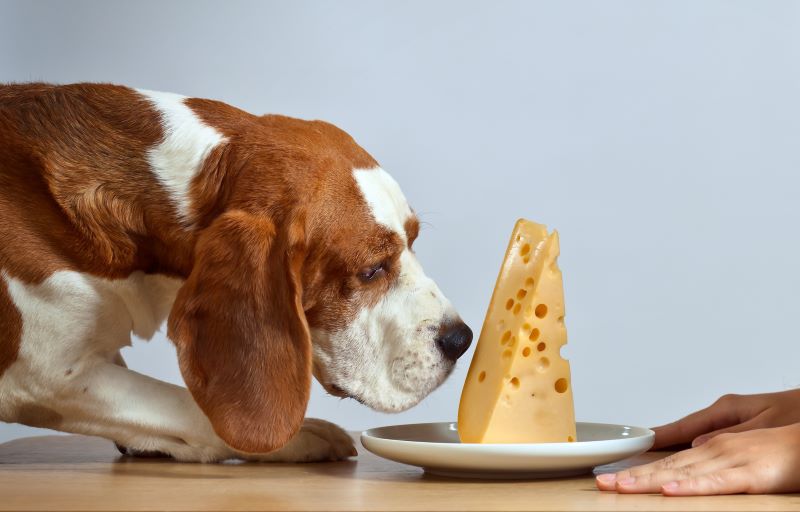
xmin=353 ymin=167 xmax=413 ymax=240
xmin=137 ymin=89 xmax=226 ymax=225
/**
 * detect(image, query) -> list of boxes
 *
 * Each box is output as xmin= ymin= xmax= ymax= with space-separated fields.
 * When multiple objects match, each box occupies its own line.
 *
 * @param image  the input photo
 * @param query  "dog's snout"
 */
xmin=435 ymin=321 xmax=473 ymax=361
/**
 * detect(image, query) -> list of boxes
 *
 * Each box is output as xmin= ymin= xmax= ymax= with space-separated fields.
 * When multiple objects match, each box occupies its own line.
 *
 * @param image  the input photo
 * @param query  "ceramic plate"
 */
xmin=361 ymin=421 xmax=654 ymax=479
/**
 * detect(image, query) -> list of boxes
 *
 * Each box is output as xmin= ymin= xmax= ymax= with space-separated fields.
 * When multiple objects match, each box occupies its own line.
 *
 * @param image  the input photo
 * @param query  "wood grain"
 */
xmin=0 ymin=435 xmax=798 ymax=511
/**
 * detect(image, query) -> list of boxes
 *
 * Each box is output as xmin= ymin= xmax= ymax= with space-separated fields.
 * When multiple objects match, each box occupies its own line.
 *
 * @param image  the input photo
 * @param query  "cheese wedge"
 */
xmin=458 ymin=219 xmax=576 ymax=443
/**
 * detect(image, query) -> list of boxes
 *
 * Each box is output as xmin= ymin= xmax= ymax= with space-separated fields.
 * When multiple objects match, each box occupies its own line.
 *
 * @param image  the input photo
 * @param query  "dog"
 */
xmin=0 ymin=83 xmax=472 ymax=462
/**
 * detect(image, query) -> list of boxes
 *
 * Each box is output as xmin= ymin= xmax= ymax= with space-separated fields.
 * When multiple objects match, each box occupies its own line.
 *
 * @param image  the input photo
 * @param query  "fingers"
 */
xmin=614 ymin=460 xmax=733 ymax=493
xmin=595 ymin=449 xmax=746 ymax=495
xmin=691 ymin=416 xmax=763 ymax=447
xmin=613 ymin=450 xmax=705 ymax=482
xmin=596 ymin=446 xmax=716 ymax=491
xmin=661 ymin=468 xmax=751 ymax=496
xmin=651 ymin=397 xmax=741 ymax=450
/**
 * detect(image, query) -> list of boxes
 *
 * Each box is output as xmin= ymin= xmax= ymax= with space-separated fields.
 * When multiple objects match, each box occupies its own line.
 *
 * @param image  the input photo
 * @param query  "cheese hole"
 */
xmin=522 ymin=322 xmax=531 ymax=331
xmin=525 ymin=277 xmax=535 ymax=288
xmin=522 ymin=346 xmax=531 ymax=357
xmin=555 ymin=378 xmax=569 ymax=393
xmin=535 ymin=304 xmax=548 ymax=318
xmin=478 ymin=371 xmax=486 ymax=383
xmin=523 ymin=256 xmax=531 ymax=264
xmin=516 ymin=235 xmax=522 ymax=242
xmin=513 ymin=303 xmax=521 ymax=315
xmin=524 ymin=304 xmax=533 ymax=316
xmin=537 ymin=342 xmax=546 ymax=352
xmin=537 ymin=357 xmax=550 ymax=372
xmin=497 ymin=319 xmax=506 ymax=331
xmin=501 ymin=331 xmax=512 ymax=344
xmin=509 ymin=377 xmax=520 ymax=389
xmin=529 ymin=328 xmax=540 ymax=341
xmin=567 ymin=436 xmax=575 ymax=442
xmin=502 ymin=349 xmax=513 ymax=359
xmin=509 ymin=335 xmax=516 ymax=347
xmin=505 ymin=299 xmax=514 ymax=310
xmin=516 ymin=289 xmax=527 ymax=300
xmin=520 ymin=243 xmax=531 ymax=256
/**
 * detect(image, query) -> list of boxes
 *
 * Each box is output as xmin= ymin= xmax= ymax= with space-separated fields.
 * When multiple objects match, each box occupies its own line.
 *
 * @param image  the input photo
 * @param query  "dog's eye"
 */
xmin=358 ymin=262 xmax=386 ymax=282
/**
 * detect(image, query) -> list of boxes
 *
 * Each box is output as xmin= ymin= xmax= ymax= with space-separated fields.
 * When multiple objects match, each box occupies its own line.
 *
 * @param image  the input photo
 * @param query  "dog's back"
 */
xmin=0 ymin=84 xmax=195 ymax=283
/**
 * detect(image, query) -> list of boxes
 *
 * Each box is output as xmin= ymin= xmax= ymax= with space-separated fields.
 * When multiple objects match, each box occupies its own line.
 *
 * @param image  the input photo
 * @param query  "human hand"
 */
xmin=595 ymin=423 xmax=800 ymax=495
xmin=651 ymin=389 xmax=800 ymax=450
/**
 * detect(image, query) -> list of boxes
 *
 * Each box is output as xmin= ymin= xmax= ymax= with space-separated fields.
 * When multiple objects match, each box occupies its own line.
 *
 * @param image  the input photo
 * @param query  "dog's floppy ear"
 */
xmin=168 ymin=210 xmax=310 ymax=454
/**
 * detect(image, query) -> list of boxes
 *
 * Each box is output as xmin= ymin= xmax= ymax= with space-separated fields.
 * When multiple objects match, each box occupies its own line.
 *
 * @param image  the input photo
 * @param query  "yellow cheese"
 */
xmin=458 ymin=219 xmax=577 ymax=443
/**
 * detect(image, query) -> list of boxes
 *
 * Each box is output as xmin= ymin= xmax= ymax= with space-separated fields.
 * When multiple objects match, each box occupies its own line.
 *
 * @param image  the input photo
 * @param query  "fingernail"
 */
xmin=662 ymin=481 xmax=679 ymax=491
xmin=617 ymin=477 xmax=636 ymax=486
xmin=596 ymin=474 xmax=616 ymax=484
xmin=691 ymin=436 xmax=707 ymax=447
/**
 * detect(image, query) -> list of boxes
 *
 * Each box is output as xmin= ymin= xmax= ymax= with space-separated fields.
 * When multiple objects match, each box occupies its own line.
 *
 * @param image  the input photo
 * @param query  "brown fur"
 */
xmin=404 ymin=217 xmax=420 ymax=249
xmin=0 ymin=83 xmax=191 ymax=281
xmin=14 ymin=404 xmax=63 ymax=429
xmin=168 ymin=211 xmax=311 ymax=453
xmin=0 ymin=82 xmax=411 ymax=453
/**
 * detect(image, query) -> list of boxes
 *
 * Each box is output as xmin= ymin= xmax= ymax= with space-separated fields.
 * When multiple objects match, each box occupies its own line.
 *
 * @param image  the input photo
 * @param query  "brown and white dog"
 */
xmin=0 ymin=83 xmax=472 ymax=462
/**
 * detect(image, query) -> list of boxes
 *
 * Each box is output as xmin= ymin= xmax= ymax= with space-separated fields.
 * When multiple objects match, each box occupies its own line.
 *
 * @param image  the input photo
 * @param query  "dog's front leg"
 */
xmin=45 ymin=360 xmax=235 ymax=462
xmin=31 ymin=360 xmax=354 ymax=462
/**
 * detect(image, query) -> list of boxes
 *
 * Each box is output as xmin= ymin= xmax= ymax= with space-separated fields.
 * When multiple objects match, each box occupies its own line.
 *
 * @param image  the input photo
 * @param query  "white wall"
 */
xmin=2 ymin=0 xmax=799 ymax=443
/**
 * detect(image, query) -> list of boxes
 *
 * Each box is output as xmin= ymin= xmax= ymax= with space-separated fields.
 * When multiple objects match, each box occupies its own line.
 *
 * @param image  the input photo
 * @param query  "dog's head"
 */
xmin=168 ymin=117 xmax=471 ymax=453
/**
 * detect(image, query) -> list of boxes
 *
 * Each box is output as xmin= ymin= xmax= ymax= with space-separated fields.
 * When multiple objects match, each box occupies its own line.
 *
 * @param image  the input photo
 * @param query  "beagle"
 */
xmin=0 ymin=83 xmax=472 ymax=462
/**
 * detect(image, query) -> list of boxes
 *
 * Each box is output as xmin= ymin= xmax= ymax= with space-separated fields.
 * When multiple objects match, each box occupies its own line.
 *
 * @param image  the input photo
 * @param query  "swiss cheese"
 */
xmin=458 ymin=219 xmax=577 ymax=443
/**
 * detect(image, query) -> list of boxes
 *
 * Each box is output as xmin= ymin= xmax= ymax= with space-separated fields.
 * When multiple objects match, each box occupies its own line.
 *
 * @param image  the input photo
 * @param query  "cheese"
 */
xmin=458 ymin=219 xmax=577 ymax=444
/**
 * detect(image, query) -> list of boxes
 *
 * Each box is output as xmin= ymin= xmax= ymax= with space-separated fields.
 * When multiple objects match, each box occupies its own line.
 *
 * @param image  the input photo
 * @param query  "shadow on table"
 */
xmin=299 ymin=456 xmax=594 ymax=486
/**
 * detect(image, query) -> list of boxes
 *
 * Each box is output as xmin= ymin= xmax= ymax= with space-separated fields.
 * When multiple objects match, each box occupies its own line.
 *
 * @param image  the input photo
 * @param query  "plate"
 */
xmin=360 ymin=421 xmax=654 ymax=479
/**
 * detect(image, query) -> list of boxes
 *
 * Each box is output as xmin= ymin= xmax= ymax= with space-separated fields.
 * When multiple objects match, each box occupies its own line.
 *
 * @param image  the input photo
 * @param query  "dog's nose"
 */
xmin=435 ymin=321 xmax=473 ymax=361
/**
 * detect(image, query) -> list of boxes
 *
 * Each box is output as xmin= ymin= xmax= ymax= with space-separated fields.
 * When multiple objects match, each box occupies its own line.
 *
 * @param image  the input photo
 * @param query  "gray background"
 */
xmin=2 ymin=0 xmax=799 ymax=443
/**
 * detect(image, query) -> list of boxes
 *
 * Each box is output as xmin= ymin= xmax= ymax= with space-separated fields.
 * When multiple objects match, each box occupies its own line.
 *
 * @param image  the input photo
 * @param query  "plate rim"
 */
xmin=361 ymin=420 xmax=655 ymax=449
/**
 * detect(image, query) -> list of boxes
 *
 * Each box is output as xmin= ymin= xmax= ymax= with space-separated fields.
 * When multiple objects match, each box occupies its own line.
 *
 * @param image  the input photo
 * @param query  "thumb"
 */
xmin=691 ymin=416 xmax=763 ymax=447
xmin=651 ymin=403 xmax=739 ymax=450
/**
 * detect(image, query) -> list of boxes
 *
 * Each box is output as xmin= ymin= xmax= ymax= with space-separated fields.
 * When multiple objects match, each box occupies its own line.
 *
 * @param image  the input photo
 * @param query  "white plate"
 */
xmin=361 ymin=421 xmax=654 ymax=479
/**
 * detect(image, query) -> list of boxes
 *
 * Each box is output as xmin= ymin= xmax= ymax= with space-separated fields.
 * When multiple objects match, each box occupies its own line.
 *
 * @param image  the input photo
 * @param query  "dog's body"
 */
xmin=0 ymin=83 xmax=471 ymax=461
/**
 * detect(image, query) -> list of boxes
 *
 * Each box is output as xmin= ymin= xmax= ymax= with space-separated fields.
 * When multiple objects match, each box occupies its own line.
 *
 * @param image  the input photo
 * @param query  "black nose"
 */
xmin=435 ymin=321 xmax=473 ymax=361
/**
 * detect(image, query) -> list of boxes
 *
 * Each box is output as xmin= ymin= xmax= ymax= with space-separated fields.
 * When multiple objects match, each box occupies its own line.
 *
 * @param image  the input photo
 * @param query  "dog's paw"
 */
xmin=113 ymin=436 xmax=234 ymax=463
xmin=115 ymin=442 xmax=172 ymax=459
xmin=246 ymin=418 xmax=357 ymax=463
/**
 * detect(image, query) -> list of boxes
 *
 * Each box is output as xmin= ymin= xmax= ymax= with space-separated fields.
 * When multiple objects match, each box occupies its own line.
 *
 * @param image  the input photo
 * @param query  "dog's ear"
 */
xmin=168 ymin=210 xmax=310 ymax=454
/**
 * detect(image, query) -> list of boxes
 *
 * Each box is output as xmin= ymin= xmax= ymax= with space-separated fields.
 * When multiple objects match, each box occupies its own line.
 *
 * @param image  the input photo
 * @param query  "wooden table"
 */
xmin=1 ymin=435 xmax=798 ymax=511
